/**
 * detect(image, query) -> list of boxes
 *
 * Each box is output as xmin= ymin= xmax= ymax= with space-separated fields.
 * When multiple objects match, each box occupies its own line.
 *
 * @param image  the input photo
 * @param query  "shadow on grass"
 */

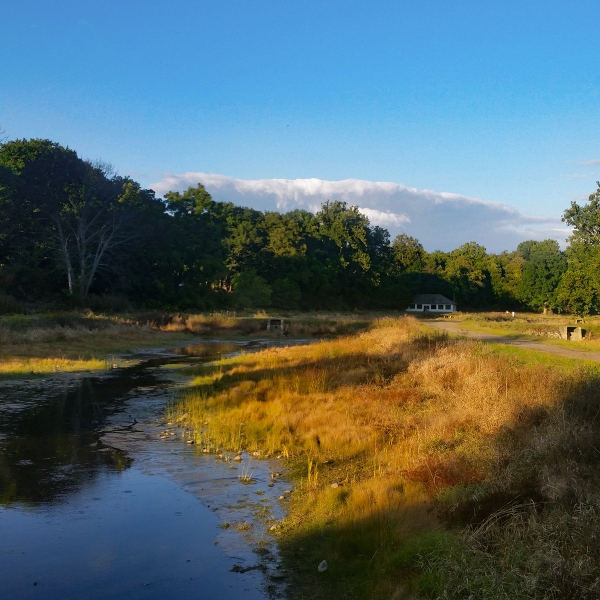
xmin=275 ymin=371 xmax=600 ymax=600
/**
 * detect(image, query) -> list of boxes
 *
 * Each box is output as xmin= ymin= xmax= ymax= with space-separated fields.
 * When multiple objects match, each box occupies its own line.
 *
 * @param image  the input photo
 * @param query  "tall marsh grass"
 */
xmin=171 ymin=316 xmax=600 ymax=599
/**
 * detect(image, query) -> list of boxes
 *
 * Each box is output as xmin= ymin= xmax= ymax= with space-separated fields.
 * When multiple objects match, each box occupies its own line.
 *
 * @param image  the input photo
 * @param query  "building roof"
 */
xmin=412 ymin=294 xmax=455 ymax=305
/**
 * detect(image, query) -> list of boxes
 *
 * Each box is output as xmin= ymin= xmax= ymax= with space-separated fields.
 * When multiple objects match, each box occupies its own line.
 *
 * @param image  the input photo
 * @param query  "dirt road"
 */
xmin=426 ymin=319 xmax=600 ymax=364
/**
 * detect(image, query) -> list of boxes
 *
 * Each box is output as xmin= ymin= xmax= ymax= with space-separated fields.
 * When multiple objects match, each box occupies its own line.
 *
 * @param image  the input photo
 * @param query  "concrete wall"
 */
xmin=558 ymin=326 xmax=586 ymax=341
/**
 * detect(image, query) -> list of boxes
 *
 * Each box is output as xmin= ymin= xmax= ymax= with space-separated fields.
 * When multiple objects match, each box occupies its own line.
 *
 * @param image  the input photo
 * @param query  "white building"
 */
xmin=406 ymin=294 xmax=457 ymax=313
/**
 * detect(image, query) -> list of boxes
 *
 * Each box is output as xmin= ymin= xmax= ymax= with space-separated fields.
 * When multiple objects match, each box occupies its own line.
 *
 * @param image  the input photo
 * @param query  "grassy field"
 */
xmin=170 ymin=316 xmax=600 ymax=599
xmin=455 ymin=311 xmax=600 ymax=351
xmin=0 ymin=311 xmax=376 ymax=379
xmin=0 ymin=313 xmax=189 ymax=379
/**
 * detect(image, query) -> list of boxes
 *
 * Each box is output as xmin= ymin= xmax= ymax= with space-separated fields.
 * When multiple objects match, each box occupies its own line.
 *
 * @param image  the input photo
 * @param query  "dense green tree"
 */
xmin=391 ymin=234 xmax=426 ymax=273
xmin=3 ymin=136 xmax=592 ymax=314
xmin=487 ymin=251 xmax=524 ymax=307
xmin=0 ymin=139 xmax=84 ymax=299
xmin=271 ymin=278 xmax=302 ymax=309
xmin=159 ymin=184 xmax=228 ymax=307
xmin=0 ymin=139 xmax=162 ymax=302
xmin=516 ymin=240 xmax=566 ymax=313
xmin=557 ymin=242 xmax=600 ymax=316
xmin=557 ymin=184 xmax=600 ymax=315
xmin=442 ymin=242 xmax=494 ymax=307
xmin=563 ymin=183 xmax=600 ymax=246
xmin=232 ymin=269 xmax=272 ymax=308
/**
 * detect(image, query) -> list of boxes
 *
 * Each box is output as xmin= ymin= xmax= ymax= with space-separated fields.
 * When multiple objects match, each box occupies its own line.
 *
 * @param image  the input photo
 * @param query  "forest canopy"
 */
xmin=0 ymin=138 xmax=598 ymax=314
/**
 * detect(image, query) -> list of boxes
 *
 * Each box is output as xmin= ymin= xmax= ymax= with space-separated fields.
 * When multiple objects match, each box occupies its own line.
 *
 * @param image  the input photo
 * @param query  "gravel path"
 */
xmin=426 ymin=320 xmax=600 ymax=364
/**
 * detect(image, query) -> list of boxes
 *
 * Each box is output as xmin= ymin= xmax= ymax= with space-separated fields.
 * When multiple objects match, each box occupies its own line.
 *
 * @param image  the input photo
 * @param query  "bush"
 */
xmin=231 ymin=270 xmax=272 ymax=309
xmin=0 ymin=293 xmax=23 ymax=315
xmin=271 ymin=278 xmax=302 ymax=309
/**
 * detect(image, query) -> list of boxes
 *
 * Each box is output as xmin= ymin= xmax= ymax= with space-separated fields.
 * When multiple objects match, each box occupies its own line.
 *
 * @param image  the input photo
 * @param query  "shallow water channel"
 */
xmin=0 ymin=340 xmax=300 ymax=600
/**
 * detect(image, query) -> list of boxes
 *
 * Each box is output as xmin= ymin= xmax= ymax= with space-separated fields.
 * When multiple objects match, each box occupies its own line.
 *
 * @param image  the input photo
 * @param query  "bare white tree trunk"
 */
xmin=54 ymin=218 xmax=74 ymax=295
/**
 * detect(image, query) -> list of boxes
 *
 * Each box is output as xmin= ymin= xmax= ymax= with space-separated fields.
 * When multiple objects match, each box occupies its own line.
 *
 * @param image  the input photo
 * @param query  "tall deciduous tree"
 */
xmin=392 ymin=234 xmax=426 ymax=273
xmin=558 ymin=183 xmax=600 ymax=315
xmin=443 ymin=242 xmax=493 ymax=307
xmin=162 ymin=184 xmax=228 ymax=306
xmin=563 ymin=183 xmax=600 ymax=245
xmin=0 ymin=139 xmax=156 ymax=302
xmin=516 ymin=240 xmax=566 ymax=313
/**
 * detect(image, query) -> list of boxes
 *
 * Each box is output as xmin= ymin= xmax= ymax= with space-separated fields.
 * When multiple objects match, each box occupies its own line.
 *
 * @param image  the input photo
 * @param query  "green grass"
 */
xmin=488 ymin=343 xmax=600 ymax=372
xmin=446 ymin=313 xmax=600 ymax=354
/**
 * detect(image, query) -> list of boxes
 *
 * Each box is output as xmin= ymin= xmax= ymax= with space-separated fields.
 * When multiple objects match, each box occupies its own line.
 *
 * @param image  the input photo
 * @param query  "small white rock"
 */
xmin=331 ymin=483 xmax=338 ymax=489
xmin=318 ymin=560 xmax=328 ymax=573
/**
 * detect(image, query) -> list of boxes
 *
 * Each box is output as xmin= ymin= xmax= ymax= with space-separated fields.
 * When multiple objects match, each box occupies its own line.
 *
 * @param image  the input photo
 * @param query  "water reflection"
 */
xmin=171 ymin=340 xmax=275 ymax=358
xmin=0 ymin=340 xmax=297 ymax=599
xmin=0 ymin=342 xmax=283 ymax=507
xmin=0 ymin=370 xmax=155 ymax=506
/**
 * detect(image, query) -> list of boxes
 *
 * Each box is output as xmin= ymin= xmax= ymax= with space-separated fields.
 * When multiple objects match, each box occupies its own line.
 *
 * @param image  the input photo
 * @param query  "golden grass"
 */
xmin=170 ymin=316 xmax=600 ymax=599
xmin=0 ymin=356 xmax=107 ymax=378
xmin=160 ymin=311 xmax=374 ymax=337
xmin=0 ymin=310 xmax=373 ymax=379
xmin=0 ymin=312 xmax=193 ymax=378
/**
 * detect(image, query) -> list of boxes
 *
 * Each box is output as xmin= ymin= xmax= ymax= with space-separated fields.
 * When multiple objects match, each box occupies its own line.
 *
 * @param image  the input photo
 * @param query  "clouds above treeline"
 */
xmin=150 ymin=173 xmax=570 ymax=253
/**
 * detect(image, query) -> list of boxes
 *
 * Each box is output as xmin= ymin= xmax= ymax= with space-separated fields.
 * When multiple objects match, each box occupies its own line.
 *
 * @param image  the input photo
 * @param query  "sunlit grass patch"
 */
xmin=0 ymin=356 xmax=107 ymax=379
xmin=0 ymin=313 xmax=193 ymax=359
xmin=488 ymin=342 xmax=600 ymax=373
xmin=459 ymin=311 xmax=600 ymax=350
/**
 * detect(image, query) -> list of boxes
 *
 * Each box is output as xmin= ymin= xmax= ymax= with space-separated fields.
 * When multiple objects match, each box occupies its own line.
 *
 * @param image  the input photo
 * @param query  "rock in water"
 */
xmin=318 ymin=560 xmax=328 ymax=573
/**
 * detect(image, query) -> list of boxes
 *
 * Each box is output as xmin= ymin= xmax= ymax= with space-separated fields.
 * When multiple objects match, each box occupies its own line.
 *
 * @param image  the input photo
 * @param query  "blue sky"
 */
xmin=2 ymin=1 xmax=600 ymax=250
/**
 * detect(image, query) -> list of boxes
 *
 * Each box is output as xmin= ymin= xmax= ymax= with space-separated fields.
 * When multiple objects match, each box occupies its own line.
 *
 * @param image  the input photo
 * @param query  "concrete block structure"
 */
xmin=267 ymin=318 xmax=285 ymax=335
xmin=559 ymin=326 xmax=586 ymax=341
xmin=406 ymin=294 xmax=457 ymax=314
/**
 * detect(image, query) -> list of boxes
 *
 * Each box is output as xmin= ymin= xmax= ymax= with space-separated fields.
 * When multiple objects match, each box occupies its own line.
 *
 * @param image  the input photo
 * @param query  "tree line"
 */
xmin=1 ymin=138 xmax=599 ymax=314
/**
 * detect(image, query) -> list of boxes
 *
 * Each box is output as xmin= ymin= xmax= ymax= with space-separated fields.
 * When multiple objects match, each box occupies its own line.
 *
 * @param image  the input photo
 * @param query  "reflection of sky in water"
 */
xmin=0 ymin=468 xmax=267 ymax=600
xmin=0 ymin=371 xmax=149 ymax=506
xmin=0 ymin=341 xmax=301 ymax=599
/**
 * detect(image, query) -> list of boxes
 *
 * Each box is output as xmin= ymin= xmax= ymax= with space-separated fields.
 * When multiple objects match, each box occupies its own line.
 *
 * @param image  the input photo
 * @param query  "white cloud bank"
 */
xmin=150 ymin=173 xmax=569 ymax=252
